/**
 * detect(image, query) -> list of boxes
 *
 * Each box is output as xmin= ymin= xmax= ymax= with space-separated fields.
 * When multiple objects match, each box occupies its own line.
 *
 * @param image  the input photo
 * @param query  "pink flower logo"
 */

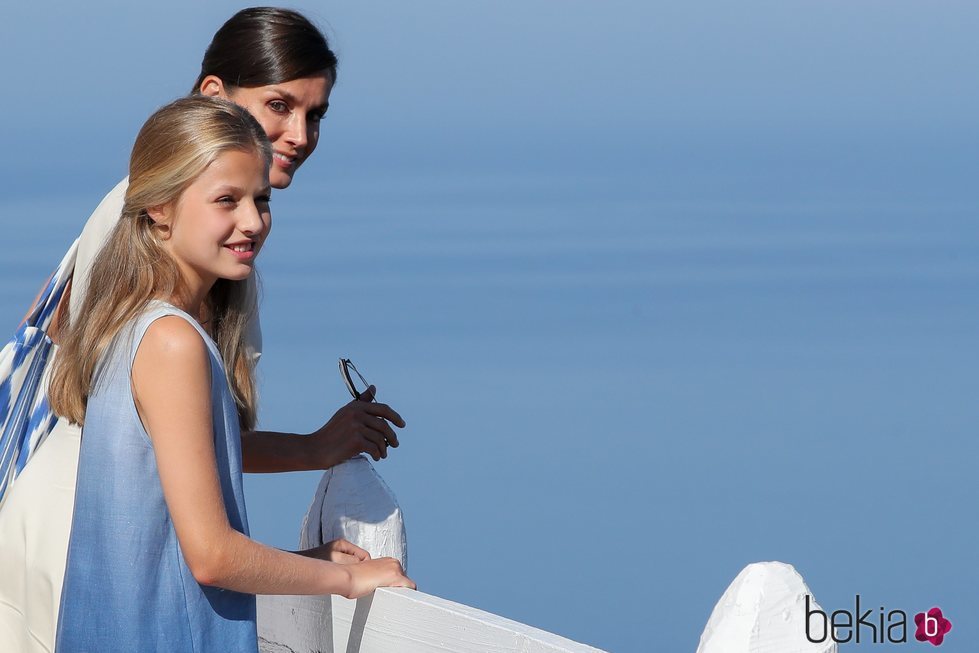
xmin=914 ymin=607 xmax=952 ymax=646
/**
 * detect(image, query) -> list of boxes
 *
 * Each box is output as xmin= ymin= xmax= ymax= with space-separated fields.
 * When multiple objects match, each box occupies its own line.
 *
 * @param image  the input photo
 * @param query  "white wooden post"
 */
xmin=299 ymin=456 xmax=407 ymax=568
xmin=696 ymin=561 xmax=837 ymax=653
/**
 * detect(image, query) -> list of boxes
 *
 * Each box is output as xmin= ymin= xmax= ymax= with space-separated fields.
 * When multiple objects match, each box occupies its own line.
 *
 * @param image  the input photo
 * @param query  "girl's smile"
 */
xmin=224 ymin=240 xmax=257 ymax=260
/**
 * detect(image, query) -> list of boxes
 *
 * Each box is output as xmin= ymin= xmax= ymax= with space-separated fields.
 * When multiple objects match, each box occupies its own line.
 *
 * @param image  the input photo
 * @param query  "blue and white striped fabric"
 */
xmin=0 ymin=239 xmax=78 ymax=505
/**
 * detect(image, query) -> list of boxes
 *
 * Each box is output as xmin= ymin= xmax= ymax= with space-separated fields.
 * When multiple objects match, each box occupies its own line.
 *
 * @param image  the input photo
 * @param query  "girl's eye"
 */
xmin=217 ymin=196 xmax=237 ymax=206
xmin=268 ymin=100 xmax=289 ymax=114
xmin=309 ymin=111 xmax=326 ymax=124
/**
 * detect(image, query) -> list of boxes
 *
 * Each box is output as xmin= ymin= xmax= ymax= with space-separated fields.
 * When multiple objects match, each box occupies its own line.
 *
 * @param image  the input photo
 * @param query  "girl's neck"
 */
xmin=159 ymin=287 xmax=209 ymax=326
xmin=167 ymin=263 xmax=216 ymax=324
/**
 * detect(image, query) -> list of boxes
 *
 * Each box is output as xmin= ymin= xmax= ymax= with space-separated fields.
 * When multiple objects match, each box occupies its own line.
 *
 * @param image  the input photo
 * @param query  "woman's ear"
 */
xmin=198 ymin=75 xmax=229 ymax=98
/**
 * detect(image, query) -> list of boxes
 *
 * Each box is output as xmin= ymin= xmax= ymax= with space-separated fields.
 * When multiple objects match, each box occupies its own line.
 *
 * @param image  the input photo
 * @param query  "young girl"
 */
xmin=0 ymin=9 xmax=406 ymax=651
xmin=48 ymin=97 xmax=413 ymax=651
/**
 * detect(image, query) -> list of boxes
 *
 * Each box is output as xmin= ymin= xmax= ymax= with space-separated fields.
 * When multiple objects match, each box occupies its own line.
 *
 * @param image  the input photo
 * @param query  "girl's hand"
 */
xmin=345 ymin=557 xmax=416 ymax=599
xmin=135 ymin=318 xmax=406 ymax=598
xmin=300 ymin=539 xmax=371 ymax=565
xmin=308 ymin=386 xmax=406 ymax=466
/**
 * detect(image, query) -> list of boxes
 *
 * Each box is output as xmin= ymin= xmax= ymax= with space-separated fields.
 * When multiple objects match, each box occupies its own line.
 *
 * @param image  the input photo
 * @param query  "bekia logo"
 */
xmin=914 ymin=608 xmax=952 ymax=647
xmin=805 ymin=595 xmax=952 ymax=646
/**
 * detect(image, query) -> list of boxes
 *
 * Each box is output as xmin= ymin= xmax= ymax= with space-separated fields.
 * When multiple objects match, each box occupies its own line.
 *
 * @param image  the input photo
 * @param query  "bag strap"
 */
xmin=24 ymin=238 xmax=80 ymax=330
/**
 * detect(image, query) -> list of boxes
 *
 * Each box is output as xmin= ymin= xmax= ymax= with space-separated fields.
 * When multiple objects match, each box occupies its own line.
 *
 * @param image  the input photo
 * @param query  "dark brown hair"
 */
xmin=192 ymin=7 xmax=338 ymax=93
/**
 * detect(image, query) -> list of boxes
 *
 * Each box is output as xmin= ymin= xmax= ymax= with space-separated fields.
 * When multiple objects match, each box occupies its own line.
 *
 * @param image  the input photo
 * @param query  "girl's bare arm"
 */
xmin=132 ymin=316 xmax=414 ymax=598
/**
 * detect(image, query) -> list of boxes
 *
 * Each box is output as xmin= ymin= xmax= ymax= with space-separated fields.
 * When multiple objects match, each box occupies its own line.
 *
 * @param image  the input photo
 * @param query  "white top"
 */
xmin=67 ymin=178 xmax=262 ymax=361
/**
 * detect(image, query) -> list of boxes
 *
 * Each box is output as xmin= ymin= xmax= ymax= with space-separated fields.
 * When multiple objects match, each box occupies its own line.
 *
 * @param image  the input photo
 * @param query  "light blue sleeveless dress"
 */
xmin=55 ymin=301 xmax=257 ymax=652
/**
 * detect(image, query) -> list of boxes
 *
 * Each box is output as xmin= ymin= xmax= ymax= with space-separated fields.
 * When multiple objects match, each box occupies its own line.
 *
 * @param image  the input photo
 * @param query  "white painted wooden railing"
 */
xmin=257 ymin=591 xmax=606 ymax=653
xmin=264 ymin=457 xmax=605 ymax=652
xmin=256 ymin=561 xmax=830 ymax=653
xmin=274 ymin=459 xmax=831 ymax=652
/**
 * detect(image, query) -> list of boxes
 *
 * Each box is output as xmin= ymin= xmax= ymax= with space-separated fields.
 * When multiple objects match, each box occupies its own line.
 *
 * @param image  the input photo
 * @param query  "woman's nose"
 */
xmin=285 ymin=113 xmax=309 ymax=151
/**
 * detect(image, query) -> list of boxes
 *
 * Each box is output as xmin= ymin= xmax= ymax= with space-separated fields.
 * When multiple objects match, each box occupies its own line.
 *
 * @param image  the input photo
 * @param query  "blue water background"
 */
xmin=3 ymin=1 xmax=979 ymax=651
xmin=3 ymin=172 xmax=976 ymax=651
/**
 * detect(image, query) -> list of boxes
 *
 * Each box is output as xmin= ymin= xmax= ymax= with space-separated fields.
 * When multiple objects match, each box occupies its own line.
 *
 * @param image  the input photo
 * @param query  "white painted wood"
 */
xmin=696 ymin=562 xmax=837 ymax=653
xmin=300 ymin=455 xmax=407 ymax=568
xmin=257 ymin=589 xmax=606 ymax=653
xmin=258 ymin=594 xmax=333 ymax=653
xmin=261 ymin=455 xmax=602 ymax=651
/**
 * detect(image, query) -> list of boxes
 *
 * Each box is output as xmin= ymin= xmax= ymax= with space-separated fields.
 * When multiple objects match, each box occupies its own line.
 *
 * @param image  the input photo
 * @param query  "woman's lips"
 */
xmin=273 ymin=152 xmax=297 ymax=169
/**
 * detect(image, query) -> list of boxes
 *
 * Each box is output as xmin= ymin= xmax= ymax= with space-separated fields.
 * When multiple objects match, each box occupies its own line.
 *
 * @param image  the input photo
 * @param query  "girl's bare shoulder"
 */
xmin=136 ymin=315 xmax=208 ymax=371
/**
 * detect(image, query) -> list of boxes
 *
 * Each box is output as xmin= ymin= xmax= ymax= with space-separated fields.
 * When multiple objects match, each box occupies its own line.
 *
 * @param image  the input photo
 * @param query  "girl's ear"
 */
xmin=198 ymin=75 xmax=230 ymax=99
xmin=146 ymin=205 xmax=173 ymax=239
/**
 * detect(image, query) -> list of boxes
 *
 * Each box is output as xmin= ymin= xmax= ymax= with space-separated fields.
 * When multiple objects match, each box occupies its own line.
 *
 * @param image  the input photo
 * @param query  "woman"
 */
xmin=0 ymin=8 xmax=404 ymax=652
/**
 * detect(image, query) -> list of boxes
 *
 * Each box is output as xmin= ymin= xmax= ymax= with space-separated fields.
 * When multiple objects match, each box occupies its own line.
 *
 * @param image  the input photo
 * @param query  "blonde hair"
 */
xmin=50 ymin=96 xmax=271 ymax=430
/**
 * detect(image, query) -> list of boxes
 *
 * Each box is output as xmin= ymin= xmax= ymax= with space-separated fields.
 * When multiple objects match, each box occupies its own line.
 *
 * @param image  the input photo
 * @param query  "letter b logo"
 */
xmin=805 ymin=595 xmax=828 ymax=643
xmin=914 ymin=607 xmax=952 ymax=646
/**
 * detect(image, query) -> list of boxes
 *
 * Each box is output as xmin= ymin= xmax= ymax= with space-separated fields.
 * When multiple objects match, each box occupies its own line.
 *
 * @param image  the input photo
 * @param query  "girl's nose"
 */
xmin=240 ymin=203 xmax=269 ymax=237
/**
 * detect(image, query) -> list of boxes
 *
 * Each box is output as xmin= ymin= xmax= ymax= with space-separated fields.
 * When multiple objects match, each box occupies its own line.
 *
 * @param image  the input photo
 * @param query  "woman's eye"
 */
xmin=268 ymin=100 xmax=289 ymax=114
xmin=217 ymin=196 xmax=236 ymax=205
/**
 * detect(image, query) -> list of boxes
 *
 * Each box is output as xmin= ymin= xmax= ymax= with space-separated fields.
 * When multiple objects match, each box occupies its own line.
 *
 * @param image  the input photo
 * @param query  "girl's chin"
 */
xmin=221 ymin=274 xmax=253 ymax=284
xmin=221 ymin=266 xmax=257 ymax=282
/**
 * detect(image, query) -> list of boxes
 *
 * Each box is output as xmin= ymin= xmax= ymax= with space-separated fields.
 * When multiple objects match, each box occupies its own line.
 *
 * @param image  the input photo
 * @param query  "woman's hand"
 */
xmin=300 ymin=538 xmax=371 ymax=565
xmin=345 ymin=557 xmax=415 ymax=599
xmin=239 ymin=387 xmax=405 ymax=472
xmin=308 ymin=386 xmax=406 ymax=467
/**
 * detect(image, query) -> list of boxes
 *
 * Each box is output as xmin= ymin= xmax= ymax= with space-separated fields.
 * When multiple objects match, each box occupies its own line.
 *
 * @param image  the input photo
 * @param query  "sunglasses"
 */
xmin=338 ymin=358 xmax=373 ymax=401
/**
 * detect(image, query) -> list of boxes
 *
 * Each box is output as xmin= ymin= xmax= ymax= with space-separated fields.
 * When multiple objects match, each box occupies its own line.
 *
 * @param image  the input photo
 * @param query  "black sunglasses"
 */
xmin=338 ymin=358 xmax=373 ymax=401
